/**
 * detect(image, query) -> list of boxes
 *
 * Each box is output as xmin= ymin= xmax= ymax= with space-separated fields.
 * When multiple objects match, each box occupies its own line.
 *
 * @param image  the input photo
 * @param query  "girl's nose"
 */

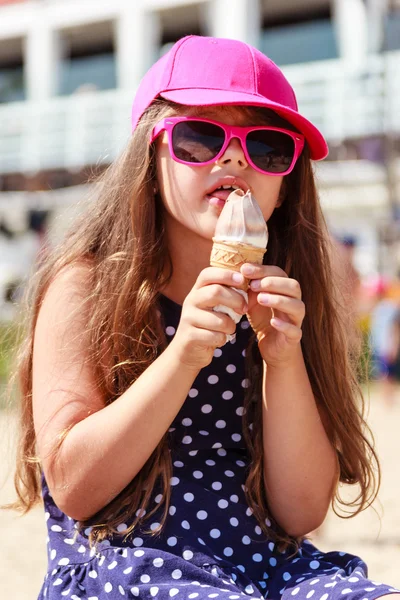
xmin=216 ymin=137 xmax=249 ymax=170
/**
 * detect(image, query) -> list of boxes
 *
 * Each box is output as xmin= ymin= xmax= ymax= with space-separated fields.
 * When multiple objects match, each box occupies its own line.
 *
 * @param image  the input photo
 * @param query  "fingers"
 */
xmin=250 ymin=276 xmax=301 ymax=300
xmin=194 ymin=284 xmax=248 ymax=314
xmin=257 ymin=294 xmax=305 ymax=327
xmin=270 ymin=317 xmax=303 ymax=343
xmin=189 ymin=306 xmax=237 ymax=337
xmin=195 ymin=267 xmax=246 ymax=290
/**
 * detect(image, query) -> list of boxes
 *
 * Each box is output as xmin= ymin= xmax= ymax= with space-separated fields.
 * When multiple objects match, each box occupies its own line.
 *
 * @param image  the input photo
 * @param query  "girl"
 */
xmin=10 ymin=35 xmax=400 ymax=600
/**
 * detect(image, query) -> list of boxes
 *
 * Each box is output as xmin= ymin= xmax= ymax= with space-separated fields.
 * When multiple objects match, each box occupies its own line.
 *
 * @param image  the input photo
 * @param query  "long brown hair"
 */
xmin=8 ymin=99 xmax=379 ymax=549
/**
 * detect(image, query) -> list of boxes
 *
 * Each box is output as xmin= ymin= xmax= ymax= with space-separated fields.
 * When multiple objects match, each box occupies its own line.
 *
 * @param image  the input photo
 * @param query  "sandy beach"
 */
xmin=1 ymin=384 xmax=399 ymax=599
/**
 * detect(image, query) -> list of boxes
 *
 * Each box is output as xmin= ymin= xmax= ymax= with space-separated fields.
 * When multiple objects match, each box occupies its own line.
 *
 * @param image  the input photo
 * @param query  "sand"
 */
xmin=1 ymin=385 xmax=399 ymax=599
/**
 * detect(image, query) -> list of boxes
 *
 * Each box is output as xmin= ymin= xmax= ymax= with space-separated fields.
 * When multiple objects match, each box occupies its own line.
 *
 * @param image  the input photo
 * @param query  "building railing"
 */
xmin=0 ymin=51 xmax=400 ymax=175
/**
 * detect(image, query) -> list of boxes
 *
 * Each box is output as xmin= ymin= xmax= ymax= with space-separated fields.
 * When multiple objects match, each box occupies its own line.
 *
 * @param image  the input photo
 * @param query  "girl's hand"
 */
xmin=170 ymin=267 xmax=248 ymax=371
xmin=241 ymin=263 xmax=305 ymax=368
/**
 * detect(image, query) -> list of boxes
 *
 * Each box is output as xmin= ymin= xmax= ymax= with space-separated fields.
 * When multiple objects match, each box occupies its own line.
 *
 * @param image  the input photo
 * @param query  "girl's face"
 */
xmin=155 ymin=105 xmax=284 ymax=244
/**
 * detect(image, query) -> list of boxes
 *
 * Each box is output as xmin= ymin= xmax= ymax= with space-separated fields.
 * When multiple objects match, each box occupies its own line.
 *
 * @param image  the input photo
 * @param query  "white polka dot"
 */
xmin=213 ymin=348 xmax=222 ymax=357
xmin=108 ymin=560 xmax=117 ymax=570
xmin=174 ymin=461 xmax=184 ymax=468
xmin=134 ymin=550 xmax=144 ymax=557
xmin=199 ymin=430 xmax=209 ymax=436
xmin=252 ymin=554 xmax=263 ymax=562
xmin=105 ymin=582 xmax=113 ymax=593
xmin=291 ymin=588 xmax=300 ymax=596
xmin=184 ymin=493 xmax=194 ymax=502
xmin=241 ymin=378 xmax=250 ymax=388
xmin=245 ymin=585 xmax=254 ymax=594
xmin=224 ymin=547 xmax=234 ymax=556
xmin=201 ymin=404 xmax=212 ymax=413
xmin=189 ymin=388 xmax=198 ymax=397
xmin=225 ymin=470 xmax=234 ymax=477
xmin=166 ymin=326 xmax=176 ymax=336
xmin=154 ymin=494 xmax=163 ymax=503
xmin=310 ymin=560 xmax=320 ymax=570
xmin=189 ymin=450 xmax=198 ymax=456
xmin=153 ymin=558 xmax=164 ymax=567
xmin=236 ymin=407 xmax=244 ymax=416
xmin=348 ymin=578 xmax=359 ymax=583
xmin=270 ymin=557 xmax=277 ymax=566
xmin=150 ymin=522 xmax=161 ymax=530
xmin=198 ymin=537 xmax=206 ymax=545
xmin=119 ymin=584 xmax=126 ymax=595
xmin=255 ymin=526 xmax=262 ymax=535
xmin=172 ymin=569 xmax=182 ymax=579
xmin=217 ymin=448 xmax=227 ymax=456
xmin=218 ymin=499 xmax=228 ymax=509
xmin=131 ymin=588 xmax=139 ymax=597
xmin=208 ymin=375 xmax=219 ymax=384
xmin=169 ymin=590 xmax=179 ymax=597
xmin=141 ymin=574 xmax=151 ymax=583
xmin=222 ymin=391 xmax=233 ymax=400
xmin=320 ymin=594 xmax=329 ymax=600
xmin=230 ymin=517 xmax=239 ymax=526
xmin=215 ymin=420 xmax=226 ymax=428
xmin=212 ymin=481 xmax=222 ymax=490
xmin=341 ymin=590 xmax=352 ymax=595
xmin=310 ymin=579 xmax=320 ymax=585
xmin=206 ymin=459 xmax=216 ymax=466
xmin=183 ymin=550 xmax=194 ymax=560
xmin=150 ymin=587 xmax=159 ymax=597
xmin=133 ymin=538 xmax=143 ymax=546
xmin=51 ymin=525 xmax=62 ymax=532
xmin=307 ymin=592 xmax=315 ymax=599
xmin=230 ymin=495 xmax=239 ymax=503
xmin=181 ymin=520 xmax=190 ymax=529
xmin=182 ymin=418 xmax=192 ymax=426
xmin=89 ymin=570 xmax=98 ymax=578
xmin=232 ymin=434 xmax=241 ymax=442
xmin=167 ymin=537 xmax=177 ymax=546
xmin=226 ymin=364 xmax=236 ymax=373
xmin=171 ymin=477 xmax=180 ymax=486
xmin=193 ymin=471 xmax=203 ymax=479
xmin=188 ymin=594 xmax=199 ymax=599
xmin=242 ymin=536 xmax=251 ymax=545
xmin=210 ymin=529 xmax=221 ymax=538
xmin=50 ymin=549 xmax=56 ymax=560
xmin=182 ymin=435 xmax=192 ymax=444
xmin=197 ymin=510 xmax=208 ymax=520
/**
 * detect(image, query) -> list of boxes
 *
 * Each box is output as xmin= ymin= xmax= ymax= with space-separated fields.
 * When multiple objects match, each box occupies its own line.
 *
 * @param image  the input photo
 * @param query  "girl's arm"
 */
xmin=32 ymin=263 xmax=247 ymax=521
xmin=242 ymin=263 xmax=338 ymax=537
xmin=261 ymin=349 xmax=338 ymax=537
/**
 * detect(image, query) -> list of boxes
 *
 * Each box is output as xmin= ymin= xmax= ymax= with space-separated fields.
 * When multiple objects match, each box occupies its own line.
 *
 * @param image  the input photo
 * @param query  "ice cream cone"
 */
xmin=210 ymin=238 xmax=266 ymax=290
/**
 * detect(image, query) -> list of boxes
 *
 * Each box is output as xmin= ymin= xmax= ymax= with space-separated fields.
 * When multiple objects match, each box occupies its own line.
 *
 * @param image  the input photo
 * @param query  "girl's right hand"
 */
xmin=169 ymin=267 xmax=248 ymax=371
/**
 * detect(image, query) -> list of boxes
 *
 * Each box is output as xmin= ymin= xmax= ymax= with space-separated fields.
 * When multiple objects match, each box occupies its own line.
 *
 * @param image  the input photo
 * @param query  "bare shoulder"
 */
xmin=32 ymin=259 xmax=105 ymax=458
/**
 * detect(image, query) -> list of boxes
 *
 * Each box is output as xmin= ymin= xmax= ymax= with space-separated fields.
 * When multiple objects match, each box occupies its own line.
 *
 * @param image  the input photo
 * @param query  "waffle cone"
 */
xmin=210 ymin=239 xmax=266 ymax=290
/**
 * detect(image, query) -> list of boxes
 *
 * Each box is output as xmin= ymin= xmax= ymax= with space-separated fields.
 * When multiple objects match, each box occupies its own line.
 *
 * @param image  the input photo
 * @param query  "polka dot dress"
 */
xmin=38 ymin=295 xmax=400 ymax=600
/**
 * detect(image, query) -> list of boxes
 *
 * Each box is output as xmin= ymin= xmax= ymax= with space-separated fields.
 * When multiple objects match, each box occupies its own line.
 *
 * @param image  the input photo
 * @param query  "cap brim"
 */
xmin=160 ymin=88 xmax=328 ymax=161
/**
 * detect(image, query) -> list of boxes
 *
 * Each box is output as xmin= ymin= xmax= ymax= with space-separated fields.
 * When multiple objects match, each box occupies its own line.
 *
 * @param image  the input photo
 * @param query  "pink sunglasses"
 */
xmin=151 ymin=116 xmax=305 ymax=176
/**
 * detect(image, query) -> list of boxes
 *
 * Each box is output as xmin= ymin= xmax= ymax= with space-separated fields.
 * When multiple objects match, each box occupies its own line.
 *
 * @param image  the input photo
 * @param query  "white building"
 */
xmin=0 ymin=0 xmax=399 ymax=293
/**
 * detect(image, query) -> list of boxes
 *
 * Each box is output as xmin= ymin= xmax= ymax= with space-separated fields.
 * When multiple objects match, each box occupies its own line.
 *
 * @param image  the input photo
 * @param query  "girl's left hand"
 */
xmin=240 ymin=263 xmax=305 ymax=368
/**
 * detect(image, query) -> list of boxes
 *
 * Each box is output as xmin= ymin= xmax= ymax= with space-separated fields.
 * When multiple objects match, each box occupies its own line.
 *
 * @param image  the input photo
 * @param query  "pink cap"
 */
xmin=131 ymin=35 xmax=328 ymax=161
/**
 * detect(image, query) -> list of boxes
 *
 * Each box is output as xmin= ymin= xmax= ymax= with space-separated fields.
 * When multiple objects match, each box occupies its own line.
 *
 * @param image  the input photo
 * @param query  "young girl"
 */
xmin=10 ymin=35 xmax=400 ymax=600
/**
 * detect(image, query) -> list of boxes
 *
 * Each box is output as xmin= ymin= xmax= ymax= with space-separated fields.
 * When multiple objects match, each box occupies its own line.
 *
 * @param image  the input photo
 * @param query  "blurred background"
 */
xmin=0 ymin=0 xmax=400 ymax=597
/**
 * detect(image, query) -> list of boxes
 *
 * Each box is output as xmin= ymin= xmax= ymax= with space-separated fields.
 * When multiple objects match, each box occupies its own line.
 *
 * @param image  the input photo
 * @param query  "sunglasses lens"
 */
xmin=247 ymin=130 xmax=295 ymax=173
xmin=172 ymin=121 xmax=225 ymax=163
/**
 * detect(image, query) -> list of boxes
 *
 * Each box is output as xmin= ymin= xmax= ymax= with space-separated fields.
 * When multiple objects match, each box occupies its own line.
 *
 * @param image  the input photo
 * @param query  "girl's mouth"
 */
xmin=206 ymin=185 xmax=241 ymax=208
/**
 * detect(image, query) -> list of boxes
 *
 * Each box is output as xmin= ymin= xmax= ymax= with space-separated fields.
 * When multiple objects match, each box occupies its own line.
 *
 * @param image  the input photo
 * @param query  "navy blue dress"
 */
xmin=38 ymin=295 xmax=399 ymax=599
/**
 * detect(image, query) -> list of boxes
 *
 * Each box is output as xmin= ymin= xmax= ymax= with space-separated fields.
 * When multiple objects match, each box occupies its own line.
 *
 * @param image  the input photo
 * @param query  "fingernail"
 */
xmin=250 ymin=279 xmax=261 ymax=291
xmin=232 ymin=272 xmax=245 ymax=284
xmin=241 ymin=264 xmax=255 ymax=276
xmin=259 ymin=293 xmax=271 ymax=305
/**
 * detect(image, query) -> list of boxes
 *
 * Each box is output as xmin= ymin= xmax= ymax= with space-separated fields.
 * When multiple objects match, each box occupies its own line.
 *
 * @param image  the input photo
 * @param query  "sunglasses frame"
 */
xmin=151 ymin=116 xmax=305 ymax=176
